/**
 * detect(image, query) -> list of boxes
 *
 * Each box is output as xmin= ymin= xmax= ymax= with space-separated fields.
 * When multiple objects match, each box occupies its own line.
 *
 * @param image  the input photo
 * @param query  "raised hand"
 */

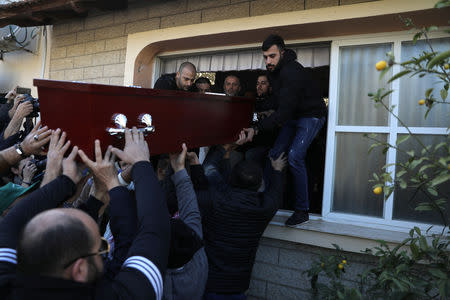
xmin=22 ymin=160 xmax=37 ymax=184
xmin=186 ymin=151 xmax=200 ymax=166
xmin=111 ymin=127 xmax=150 ymax=165
xmin=62 ymin=146 xmax=81 ymax=184
xmin=21 ymin=121 xmax=52 ymax=156
xmin=78 ymin=140 xmax=119 ymax=191
xmin=270 ymin=152 xmax=287 ymax=172
xmin=169 ymin=143 xmax=187 ymax=172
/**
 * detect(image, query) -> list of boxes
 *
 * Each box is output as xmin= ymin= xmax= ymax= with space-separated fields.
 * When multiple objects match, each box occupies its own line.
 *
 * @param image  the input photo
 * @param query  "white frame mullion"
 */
xmin=321 ymin=40 xmax=340 ymax=218
xmin=384 ymin=40 xmax=402 ymax=221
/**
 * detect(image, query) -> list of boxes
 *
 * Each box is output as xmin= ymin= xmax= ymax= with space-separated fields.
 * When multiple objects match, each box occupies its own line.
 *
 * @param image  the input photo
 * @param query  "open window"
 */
xmin=155 ymin=43 xmax=331 ymax=212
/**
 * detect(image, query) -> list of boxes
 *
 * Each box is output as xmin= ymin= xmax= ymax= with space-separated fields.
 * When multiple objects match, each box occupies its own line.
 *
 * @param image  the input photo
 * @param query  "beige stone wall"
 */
xmin=49 ymin=0 xmax=378 ymax=85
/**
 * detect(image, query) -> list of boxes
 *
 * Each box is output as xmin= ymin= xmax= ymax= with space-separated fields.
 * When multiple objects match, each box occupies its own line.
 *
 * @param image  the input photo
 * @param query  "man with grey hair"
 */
xmin=223 ymin=75 xmax=241 ymax=97
xmin=154 ymin=61 xmax=197 ymax=92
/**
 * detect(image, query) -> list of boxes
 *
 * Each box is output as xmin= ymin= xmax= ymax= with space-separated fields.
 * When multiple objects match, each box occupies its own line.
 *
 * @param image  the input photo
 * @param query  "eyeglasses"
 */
xmin=63 ymin=237 xmax=110 ymax=269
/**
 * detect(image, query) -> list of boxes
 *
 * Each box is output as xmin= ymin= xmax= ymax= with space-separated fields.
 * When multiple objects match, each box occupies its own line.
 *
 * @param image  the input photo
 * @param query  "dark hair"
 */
xmin=195 ymin=77 xmax=211 ymax=85
xmin=17 ymin=214 xmax=95 ymax=276
xmin=230 ymin=160 xmax=263 ymax=191
xmin=262 ymin=34 xmax=285 ymax=51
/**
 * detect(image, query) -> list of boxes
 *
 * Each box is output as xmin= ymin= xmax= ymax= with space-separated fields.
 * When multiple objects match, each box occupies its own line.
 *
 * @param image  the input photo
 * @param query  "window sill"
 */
xmin=263 ymin=210 xmax=411 ymax=253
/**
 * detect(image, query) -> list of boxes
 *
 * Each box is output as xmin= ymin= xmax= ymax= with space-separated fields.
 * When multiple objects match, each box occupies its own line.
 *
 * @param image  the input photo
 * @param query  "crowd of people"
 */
xmin=0 ymin=34 xmax=326 ymax=299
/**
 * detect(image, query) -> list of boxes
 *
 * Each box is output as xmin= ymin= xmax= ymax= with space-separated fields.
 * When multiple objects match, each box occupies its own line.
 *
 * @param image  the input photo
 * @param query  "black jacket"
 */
xmin=200 ymin=146 xmax=283 ymax=294
xmin=256 ymin=49 xmax=327 ymax=133
xmin=0 ymin=161 xmax=170 ymax=300
xmin=154 ymin=74 xmax=178 ymax=91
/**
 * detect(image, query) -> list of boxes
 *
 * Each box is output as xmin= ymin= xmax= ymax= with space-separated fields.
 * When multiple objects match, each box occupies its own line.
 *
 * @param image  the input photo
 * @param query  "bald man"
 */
xmin=0 ymin=128 xmax=170 ymax=299
xmin=154 ymin=61 xmax=197 ymax=92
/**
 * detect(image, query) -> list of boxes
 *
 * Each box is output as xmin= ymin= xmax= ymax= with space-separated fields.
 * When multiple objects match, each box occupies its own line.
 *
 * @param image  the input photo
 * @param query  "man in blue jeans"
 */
xmin=244 ymin=34 xmax=327 ymax=226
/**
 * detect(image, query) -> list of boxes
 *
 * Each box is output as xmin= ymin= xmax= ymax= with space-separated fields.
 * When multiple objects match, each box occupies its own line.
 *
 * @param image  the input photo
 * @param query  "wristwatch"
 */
xmin=14 ymin=143 xmax=27 ymax=158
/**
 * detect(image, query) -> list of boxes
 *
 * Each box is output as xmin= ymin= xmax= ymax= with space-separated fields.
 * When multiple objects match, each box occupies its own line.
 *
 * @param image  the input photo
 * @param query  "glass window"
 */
xmin=393 ymin=135 xmax=450 ymax=225
xmin=337 ymin=43 xmax=392 ymax=126
xmin=398 ymin=38 xmax=450 ymax=128
xmin=332 ymin=133 xmax=387 ymax=217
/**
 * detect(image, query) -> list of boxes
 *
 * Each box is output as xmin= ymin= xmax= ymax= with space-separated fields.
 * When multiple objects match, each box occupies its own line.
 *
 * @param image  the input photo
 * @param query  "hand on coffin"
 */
xmin=111 ymin=127 xmax=150 ymax=165
xmin=223 ymin=130 xmax=247 ymax=152
xmin=169 ymin=143 xmax=187 ymax=173
xmin=21 ymin=120 xmax=51 ymax=156
xmin=270 ymin=152 xmax=287 ymax=172
xmin=45 ymin=128 xmax=71 ymax=177
xmin=62 ymin=146 xmax=82 ymax=184
xmin=78 ymin=141 xmax=120 ymax=191
xmin=186 ymin=151 xmax=200 ymax=166
xmin=243 ymin=127 xmax=256 ymax=143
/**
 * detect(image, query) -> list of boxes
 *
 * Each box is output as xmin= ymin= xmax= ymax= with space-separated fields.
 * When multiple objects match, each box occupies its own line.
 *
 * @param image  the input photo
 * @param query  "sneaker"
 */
xmin=285 ymin=210 xmax=309 ymax=227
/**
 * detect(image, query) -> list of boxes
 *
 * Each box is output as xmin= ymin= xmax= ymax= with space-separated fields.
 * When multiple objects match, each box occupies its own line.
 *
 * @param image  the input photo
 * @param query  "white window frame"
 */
xmin=152 ymin=31 xmax=447 ymax=234
xmin=323 ymin=31 xmax=448 ymax=234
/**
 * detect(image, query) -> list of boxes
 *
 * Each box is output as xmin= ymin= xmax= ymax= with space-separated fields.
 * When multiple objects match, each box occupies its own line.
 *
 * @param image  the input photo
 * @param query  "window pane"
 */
xmin=398 ymin=38 xmax=450 ymax=128
xmin=393 ymin=135 xmax=450 ymax=225
xmin=333 ymin=133 xmax=387 ymax=217
xmin=337 ymin=43 xmax=392 ymax=126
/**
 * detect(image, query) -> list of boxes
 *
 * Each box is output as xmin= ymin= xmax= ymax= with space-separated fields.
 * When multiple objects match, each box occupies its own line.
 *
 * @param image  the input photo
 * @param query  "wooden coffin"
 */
xmin=34 ymin=79 xmax=254 ymax=157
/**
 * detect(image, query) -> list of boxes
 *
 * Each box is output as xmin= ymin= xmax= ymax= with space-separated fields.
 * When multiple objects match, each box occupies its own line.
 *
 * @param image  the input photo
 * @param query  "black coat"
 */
xmin=154 ymin=74 xmax=178 ymax=91
xmin=256 ymin=49 xmax=327 ymax=133
xmin=200 ymin=146 xmax=283 ymax=294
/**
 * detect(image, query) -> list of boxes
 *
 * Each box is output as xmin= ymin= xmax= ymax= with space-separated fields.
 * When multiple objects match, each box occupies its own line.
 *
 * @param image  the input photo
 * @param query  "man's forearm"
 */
xmin=0 ymin=146 xmax=21 ymax=174
xmin=3 ymin=116 xmax=22 ymax=139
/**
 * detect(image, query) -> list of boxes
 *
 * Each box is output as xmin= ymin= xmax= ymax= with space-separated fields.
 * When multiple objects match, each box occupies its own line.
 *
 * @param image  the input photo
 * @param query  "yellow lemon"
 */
xmin=418 ymin=99 xmax=426 ymax=105
xmin=444 ymin=63 xmax=449 ymax=70
xmin=375 ymin=60 xmax=387 ymax=71
xmin=338 ymin=263 xmax=344 ymax=270
xmin=342 ymin=260 xmax=347 ymax=264
xmin=373 ymin=187 xmax=383 ymax=195
xmin=321 ymin=263 xmax=325 ymax=268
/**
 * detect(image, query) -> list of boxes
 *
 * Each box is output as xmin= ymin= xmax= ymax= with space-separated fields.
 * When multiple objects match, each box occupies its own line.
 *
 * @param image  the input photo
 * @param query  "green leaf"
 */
xmin=414 ymin=227 xmax=422 ymax=235
xmin=435 ymin=142 xmax=447 ymax=151
xmin=396 ymin=135 xmax=409 ymax=145
xmin=438 ymin=157 xmax=448 ymax=168
xmin=407 ymin=150 xmax=415 ymax=157
xmin=388 ymin=70 xmax=412 ymax=83
xmin=412 ymin=32 xmax=422 ymax=44
xmin=430 ymin=173 xmax=450 ymax=187
xmin=418 ymin=164 xmax=434 ymax=174
xmin=410 ymin=243 xmax=419 ymax=258
xmin=427 ymin=187 xmax=438 ymax=196
xmin=427 ymin=50 xmax=450 ymax=69
xmin=419 ymin=236 xmax=428 ymax=250
xmin=398 ymin=179 xmax=407 ymax=189
xmin=381 ymin=90 xmax=394 ymax=99
xmin=429 ymin=268 xmax=447 ymax=279
xmin=396 ymin=170 xmax=407 ymax=178
xmin=415 ymin=203 xmax=433 ymax=211
xmin=379 ymin=66 xmax=391 ymax=80
xmin=425 ymin=88 xmax=434 ymax=98
xmin=441 ymin=88 xmax=448 ymax=101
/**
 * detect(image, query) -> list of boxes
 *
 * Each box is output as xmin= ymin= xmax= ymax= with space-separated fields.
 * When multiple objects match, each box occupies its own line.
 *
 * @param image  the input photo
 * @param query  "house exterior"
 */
xmin=1 ymin=0 xmax=449 ymax=298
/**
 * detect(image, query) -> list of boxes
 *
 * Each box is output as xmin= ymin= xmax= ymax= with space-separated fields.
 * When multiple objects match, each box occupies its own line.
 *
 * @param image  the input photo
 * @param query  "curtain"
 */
xmin=160 ymin=44 xmax=330 ymax=74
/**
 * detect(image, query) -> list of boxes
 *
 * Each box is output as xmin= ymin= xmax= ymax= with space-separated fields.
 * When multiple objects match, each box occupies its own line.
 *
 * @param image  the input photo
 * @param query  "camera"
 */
xmin=20 ymin=94 xmax=40 ymax=118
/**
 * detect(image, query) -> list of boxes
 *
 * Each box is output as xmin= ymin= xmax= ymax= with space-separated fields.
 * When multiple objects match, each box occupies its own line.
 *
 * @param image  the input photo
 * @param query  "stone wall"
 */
xmin=248 ymin=237 xmax=376 ymax=299
xmin=49 ymin=0 xmax=378 ymax=85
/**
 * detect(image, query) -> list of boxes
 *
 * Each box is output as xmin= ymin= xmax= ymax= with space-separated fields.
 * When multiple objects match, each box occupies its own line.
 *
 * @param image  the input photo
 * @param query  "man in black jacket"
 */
xmin=244 ymin=34 xmax=327 ymax=226
xmin=0 ymin=128 xmax=170 ymax=299
xmin=201 ymin=134 xmax=286 ymax=300
xmin=154 ymin=61 xmax=197 ymax=91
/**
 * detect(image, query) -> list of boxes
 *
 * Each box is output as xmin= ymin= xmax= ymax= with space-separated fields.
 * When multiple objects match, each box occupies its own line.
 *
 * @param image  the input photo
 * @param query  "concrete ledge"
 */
xmin=263 ymin=211 xmax=410 ymax=253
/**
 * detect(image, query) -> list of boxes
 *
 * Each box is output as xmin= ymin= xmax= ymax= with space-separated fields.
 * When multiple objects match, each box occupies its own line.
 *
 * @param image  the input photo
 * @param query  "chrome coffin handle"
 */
xmin=107 ymin=114 xmax=127 ymax=138
xmin=138 ymin=113 xmax=155 ymax=136
xmin=106 ymin=113 xmax=155 ymax=138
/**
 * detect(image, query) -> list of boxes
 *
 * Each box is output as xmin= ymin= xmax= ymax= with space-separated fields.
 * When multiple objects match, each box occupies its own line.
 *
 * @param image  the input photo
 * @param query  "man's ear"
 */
xmin=71 ymin=258 xmax=89 ymax=283
xmin=175 ymin=71 xmax=180 ymax=79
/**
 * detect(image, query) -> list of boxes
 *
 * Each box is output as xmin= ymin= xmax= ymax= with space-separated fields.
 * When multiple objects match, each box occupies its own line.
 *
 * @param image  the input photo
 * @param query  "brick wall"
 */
xmin=248 ymin=237 xmax=377 ymax=300
xmin=49 ymin=0 xmax=378 ymax=85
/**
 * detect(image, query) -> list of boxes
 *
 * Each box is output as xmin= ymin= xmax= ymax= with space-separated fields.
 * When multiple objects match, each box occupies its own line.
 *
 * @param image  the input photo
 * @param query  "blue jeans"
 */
xmin=268 ymin=116 xmax=325 ymax=211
